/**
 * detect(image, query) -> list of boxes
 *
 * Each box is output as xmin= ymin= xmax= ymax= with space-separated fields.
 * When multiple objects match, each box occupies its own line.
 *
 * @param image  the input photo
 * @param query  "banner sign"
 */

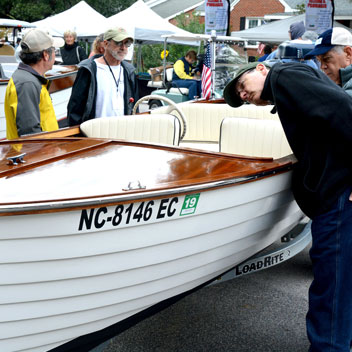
xmin=205 ymin=0 xmax=229 ymax=36
xmin=305 ymin=0 xmax=334 ymax=35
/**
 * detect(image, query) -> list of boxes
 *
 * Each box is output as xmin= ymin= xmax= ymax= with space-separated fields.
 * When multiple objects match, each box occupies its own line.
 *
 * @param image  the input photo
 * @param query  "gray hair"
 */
xmin=63 ymin=30 xmax=77 ymax=40
xmin=330 ymin=45 xmax=345 ymax=54
xmin=302 ymin=31 xmax=319 ymax=42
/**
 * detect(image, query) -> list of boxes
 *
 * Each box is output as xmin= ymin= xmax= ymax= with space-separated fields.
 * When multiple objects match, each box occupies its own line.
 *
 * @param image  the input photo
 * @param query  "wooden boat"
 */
xmin=0 ymin=63 xmax=77 ymax=139
xmin=0 ymin=100 xmax=307 ymax=351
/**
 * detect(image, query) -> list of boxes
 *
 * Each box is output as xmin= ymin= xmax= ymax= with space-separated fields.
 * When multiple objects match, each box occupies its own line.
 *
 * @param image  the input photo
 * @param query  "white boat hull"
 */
xmin=0 ymin=171 xmax=303 ymax=352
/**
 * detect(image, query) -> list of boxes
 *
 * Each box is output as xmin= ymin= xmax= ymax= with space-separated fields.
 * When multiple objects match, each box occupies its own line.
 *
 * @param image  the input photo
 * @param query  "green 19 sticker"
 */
xmin=180 ymin=193 xmax=200 ymax=216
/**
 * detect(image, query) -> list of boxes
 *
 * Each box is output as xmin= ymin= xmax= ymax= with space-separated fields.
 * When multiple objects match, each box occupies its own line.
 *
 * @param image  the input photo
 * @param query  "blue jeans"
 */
xmin=307 ymin=186 xmax=352 ymax=351
xmin=172 ymin=79 xmax=201 ymax=100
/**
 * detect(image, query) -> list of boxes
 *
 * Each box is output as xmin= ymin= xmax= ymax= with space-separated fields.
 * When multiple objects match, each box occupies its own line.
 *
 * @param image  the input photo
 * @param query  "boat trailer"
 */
xmin=211 ymin=219 xmax=312 ymax=284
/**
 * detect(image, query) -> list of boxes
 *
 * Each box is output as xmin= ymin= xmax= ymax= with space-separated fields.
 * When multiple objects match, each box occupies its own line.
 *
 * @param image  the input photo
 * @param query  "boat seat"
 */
xmin=219 ymin=117 xmax=292 ymax=158
xmin=0 ymin=44 xmax=15 ymax=56
xmin=152 ymin=103 xmax=278 ymax=143
xmin=147 ymin=67 xmax=189 ymax=95
xmin=80 ymin=114 xmax=181 ymax=146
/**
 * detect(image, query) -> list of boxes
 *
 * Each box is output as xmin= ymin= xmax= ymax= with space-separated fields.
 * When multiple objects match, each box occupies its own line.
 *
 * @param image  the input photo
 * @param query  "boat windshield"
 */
xmin=214 ymin=43 xmax=247 ymax=97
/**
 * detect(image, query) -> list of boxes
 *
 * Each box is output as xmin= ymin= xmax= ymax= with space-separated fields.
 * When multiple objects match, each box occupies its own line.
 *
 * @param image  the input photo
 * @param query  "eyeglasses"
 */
xmin=112 ymin=39 xmax=133 ymax=48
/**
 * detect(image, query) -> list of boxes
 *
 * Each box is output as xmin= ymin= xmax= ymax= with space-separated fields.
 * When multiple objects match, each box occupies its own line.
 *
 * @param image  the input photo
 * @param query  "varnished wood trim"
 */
xmin=26 ymin=126 xmax=82 ymax=139
xmin=0 ymin=165 xmax=293 ymax=216
xmin=0 ymin=138 xmax=111 ymax=179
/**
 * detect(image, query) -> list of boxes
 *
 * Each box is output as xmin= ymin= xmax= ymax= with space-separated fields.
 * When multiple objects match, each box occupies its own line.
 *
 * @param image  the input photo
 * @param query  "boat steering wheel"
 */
xmin=132 ymin=95 xmax=187 ymax=140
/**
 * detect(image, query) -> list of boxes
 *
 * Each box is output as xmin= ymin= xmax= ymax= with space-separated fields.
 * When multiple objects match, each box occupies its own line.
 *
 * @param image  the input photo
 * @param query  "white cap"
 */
xmin=21 ymin=28 xmax=64 ymax=53
xmin=330 ymin=27 xmax=352 ymax=46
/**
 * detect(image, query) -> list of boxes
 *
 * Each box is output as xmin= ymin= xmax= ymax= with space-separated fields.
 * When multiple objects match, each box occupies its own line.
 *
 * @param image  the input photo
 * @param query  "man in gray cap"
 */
xmin=223 ymin=61 xmax=352 ymax=351
xmin=68 ymin=27 xmax=138 ymax=126
xmin=305 ymin=27 xmax=352 ymax=96
xmin=4 ymin=28 xmax=64 ymax=139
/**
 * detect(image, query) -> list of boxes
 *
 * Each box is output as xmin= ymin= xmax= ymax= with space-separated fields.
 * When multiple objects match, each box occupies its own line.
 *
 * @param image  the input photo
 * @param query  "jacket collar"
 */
xmin=340 ymin=64 xmax=352 ymax=87
xmin=18 ymin=62 xmax=48 ymax=84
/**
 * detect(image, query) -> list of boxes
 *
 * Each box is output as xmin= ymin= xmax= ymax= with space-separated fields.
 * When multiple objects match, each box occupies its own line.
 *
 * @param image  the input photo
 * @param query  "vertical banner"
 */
xmin=305 ymin=0 xmax=334 ymax=35
xmin=205 ymin=0 xmax=229 ymax=36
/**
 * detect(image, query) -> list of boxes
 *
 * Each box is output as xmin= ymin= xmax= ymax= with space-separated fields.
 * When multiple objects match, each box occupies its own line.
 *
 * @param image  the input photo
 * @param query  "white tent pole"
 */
xmin=210 ymin=30 xmax=216 ymax=99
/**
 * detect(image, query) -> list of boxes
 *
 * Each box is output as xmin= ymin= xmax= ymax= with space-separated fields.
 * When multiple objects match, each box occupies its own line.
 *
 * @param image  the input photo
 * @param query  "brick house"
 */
xmin=144 ymin=0 xmax=302 ymax=31
xmin=144 ymin=0 xmax=352 ymax=32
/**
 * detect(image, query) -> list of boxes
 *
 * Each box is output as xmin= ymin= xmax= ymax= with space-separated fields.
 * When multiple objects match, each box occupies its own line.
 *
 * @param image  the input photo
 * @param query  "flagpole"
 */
xmin=210 ymin=30 xmax=216 ymax=99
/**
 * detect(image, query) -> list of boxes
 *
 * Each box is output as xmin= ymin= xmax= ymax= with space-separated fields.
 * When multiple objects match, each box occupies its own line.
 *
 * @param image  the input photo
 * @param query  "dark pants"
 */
xmin=307 ymin=186 xmax=352 ymax=351
xmin=172 ymin=79 xmax=201 ymax=100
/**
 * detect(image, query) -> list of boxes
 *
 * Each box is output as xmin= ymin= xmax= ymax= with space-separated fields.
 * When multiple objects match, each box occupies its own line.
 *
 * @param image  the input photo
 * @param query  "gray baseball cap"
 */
xmin=21 ymin=28 xmax=64 ymax=53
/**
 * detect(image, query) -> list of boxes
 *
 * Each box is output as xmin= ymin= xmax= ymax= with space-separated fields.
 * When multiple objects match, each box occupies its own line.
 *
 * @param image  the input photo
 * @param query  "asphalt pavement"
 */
xmin=102 ymin=242 xmax=313 ymax=352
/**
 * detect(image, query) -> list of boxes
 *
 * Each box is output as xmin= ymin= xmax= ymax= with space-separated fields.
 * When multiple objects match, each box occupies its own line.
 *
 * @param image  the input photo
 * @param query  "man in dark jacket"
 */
xmin=223 ymin=61 xmax=352 ymax=352
xmin=67 ymin=27 xmax=138 ymax=126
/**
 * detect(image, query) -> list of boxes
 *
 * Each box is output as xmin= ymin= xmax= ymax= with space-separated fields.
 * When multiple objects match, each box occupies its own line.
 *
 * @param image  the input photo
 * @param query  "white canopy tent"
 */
xmin=232 ymin=14 xmax=352 ymax=43
xmin=32 ymin=1 xmax=108 ymax=39
xmin=106 ymin=0 xmax=197 ymax=44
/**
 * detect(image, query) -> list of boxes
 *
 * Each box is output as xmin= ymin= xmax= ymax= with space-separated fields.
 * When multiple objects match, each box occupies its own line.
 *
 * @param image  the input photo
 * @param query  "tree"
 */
xmin=0 ymin=0 xmax=136 ymax=22
xmin=140 ymin=10 xmax=204 ymax=71
xmin=296 ymin=3 xmax=306 ymax=14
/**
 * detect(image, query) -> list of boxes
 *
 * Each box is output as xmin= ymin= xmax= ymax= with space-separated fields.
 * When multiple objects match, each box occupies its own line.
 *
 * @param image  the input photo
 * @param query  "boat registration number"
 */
xmin=78 ymin=194 xmax=200 ymax=231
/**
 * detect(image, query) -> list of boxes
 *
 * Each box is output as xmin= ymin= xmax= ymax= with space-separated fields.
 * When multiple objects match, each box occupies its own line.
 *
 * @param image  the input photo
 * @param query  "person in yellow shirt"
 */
xmin=5 ymin=29 xmax=64 ymax=139
xmin=172 ymin=50 xmax=201 ymax=100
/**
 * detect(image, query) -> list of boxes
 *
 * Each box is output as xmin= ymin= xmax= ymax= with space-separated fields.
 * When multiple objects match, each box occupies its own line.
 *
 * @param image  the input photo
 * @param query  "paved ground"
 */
xmin=102 ymin=242 xmax=313 ymax=352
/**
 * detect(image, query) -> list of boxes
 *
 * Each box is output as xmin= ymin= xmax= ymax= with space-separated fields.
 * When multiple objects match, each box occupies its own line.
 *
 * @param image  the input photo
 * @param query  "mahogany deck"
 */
xmin=0 ymin=137 xmax=294 ymax=214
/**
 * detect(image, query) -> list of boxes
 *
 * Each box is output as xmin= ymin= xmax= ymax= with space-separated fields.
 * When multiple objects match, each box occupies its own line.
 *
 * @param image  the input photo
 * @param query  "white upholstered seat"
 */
xmin=219 ymin=117 xmax=292 ymax=158
xmin=80 ymin=114 xmax=181 ymax=146
xmin=147 ymin=67 xmax=190 ymax=95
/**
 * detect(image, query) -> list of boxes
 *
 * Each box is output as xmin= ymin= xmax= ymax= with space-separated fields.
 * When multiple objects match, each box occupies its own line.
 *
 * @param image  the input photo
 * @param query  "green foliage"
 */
xmin=87 ymin=0 xmax=135 ymax=17
xmin=296 ymin=3 xmax=306 ymax=14
xmin=0 ymin=0 xmax=136 ymax=21
xmin=174 ymin=11 xmax=204 ymax=34
xmin=140 ymin=10 xmax=204 ymax=72
xmin=9 ymin=1 xmax=53 ymax=22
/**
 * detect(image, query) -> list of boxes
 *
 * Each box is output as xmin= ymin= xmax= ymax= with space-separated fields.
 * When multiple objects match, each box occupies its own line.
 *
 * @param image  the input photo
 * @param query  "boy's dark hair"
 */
xmin=185 ymin=50 xmax=197 ymax=60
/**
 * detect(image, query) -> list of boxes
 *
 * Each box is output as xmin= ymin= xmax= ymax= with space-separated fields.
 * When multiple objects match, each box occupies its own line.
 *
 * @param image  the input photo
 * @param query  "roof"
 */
xmin=334 ymin=0 xmax=352 ymax=17
xmin=144 ymin=0 xmax=203 ymax=20
xmin=267 ymin=0 xmax=352 ymax=18
xmin=145 ymin=0 xmax=300 ymax=19
xmin=232 ymin=13 xmax=352 ymax=43
xmin=146 ymin=0 xmax=352 ymax=20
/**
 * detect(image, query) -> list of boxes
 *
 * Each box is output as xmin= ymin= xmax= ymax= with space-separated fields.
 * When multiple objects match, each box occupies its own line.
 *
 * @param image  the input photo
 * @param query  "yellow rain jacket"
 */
xmin=5 ymin=63 xmax=58 ymax=140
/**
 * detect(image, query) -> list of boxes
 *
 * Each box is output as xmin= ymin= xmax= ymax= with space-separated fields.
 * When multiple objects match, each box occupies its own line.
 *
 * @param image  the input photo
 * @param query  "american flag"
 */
xmin=201 ymin=43 xmax=212 ymax=99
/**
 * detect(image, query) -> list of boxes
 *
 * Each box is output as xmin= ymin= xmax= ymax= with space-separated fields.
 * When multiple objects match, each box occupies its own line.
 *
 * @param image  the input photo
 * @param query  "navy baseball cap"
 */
xmin=304 ymin=27 xmax=352 ymax=59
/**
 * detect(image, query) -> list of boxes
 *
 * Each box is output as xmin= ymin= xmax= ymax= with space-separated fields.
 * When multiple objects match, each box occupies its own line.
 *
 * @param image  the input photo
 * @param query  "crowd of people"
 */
xmin=3 ymin=21 xmax=352 ymax=352
xmin=4 ymin=26 xmax=209 ymax=140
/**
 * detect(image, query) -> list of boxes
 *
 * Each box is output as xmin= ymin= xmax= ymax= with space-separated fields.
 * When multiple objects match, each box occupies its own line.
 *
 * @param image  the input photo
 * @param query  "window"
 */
xmin=245 ymin=17 xmax=265 ymax=30
xmin=248 ymin=19 xmax=259 ymax=29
